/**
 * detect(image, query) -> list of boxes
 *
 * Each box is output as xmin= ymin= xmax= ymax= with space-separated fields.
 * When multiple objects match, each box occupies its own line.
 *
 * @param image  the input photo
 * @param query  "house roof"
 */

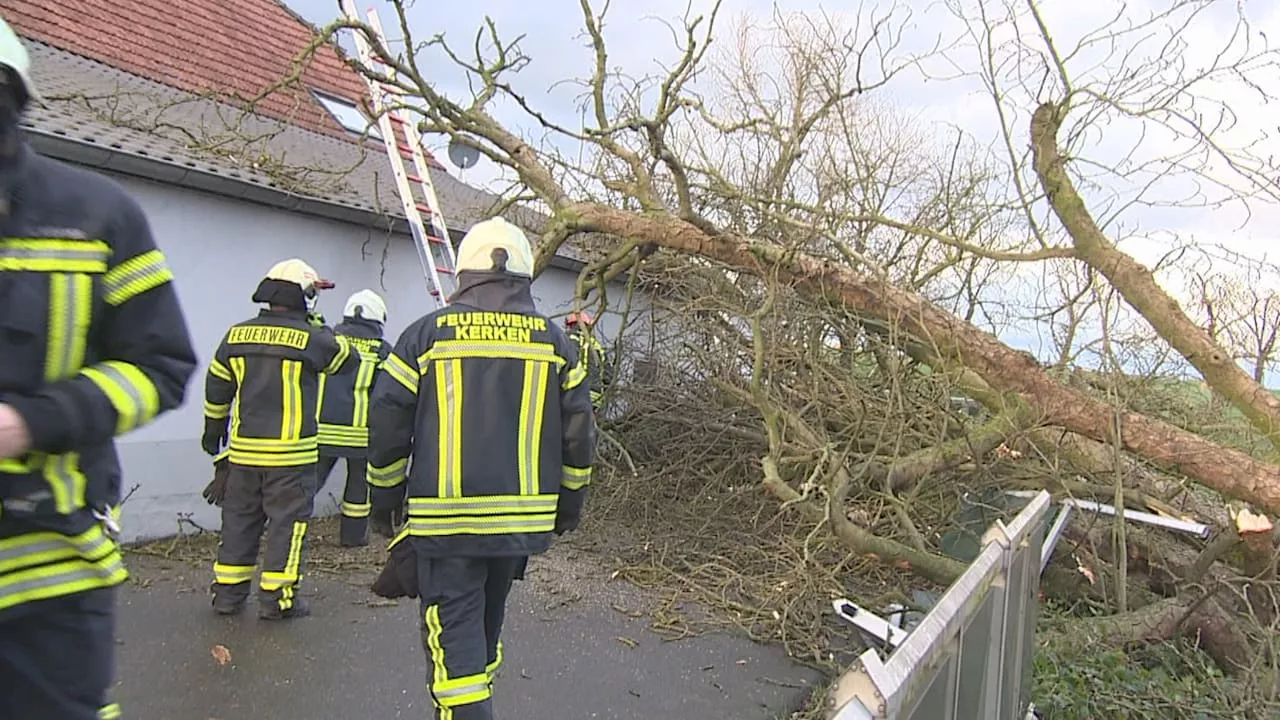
xmin=0 ymin=0 xmax=421 ymax=155
xmin=2 ymin=3 xmax=587 ymax=265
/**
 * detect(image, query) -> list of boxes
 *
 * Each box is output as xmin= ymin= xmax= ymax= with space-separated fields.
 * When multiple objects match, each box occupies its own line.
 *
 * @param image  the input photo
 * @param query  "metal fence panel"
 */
xmin=827 ymin=491 xmax=1054 ymax=720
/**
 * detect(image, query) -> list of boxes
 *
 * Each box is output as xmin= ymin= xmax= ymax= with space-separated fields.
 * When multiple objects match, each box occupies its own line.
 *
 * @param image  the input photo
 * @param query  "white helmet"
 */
xmin=0 ymin=18 xmax=39 ymax=107
xmin=263 ymin=258 xmax=332 ymax=310
xmin=455 ymin=217 xmax=534 ymax=277
xmin=343 ymin=289 xmax=387 ymax=324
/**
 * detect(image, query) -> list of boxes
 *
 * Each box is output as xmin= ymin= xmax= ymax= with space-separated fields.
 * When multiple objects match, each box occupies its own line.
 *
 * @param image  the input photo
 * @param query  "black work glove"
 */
xmin=370 ymin=505 xmax=403 ymax=539
xmin=201 ymin=417 xmax=227 ymax=456
xmin=553 ymin=509 xmax=581 ymax=536
xmin=370 ymin=532 xmax=418 ymax=599
xmin=202 ymin=458 xmax=230 ymax=506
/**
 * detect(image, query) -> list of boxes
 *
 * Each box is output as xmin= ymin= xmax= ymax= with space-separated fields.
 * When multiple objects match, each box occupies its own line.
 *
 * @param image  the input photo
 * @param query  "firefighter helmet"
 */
xmin=0 ymin=17 xmax=38 ymax=108
xmin=455 ymin=217 xmax=534 ymax=277
xmin=343 ymin=289 xmax=387 ymax=324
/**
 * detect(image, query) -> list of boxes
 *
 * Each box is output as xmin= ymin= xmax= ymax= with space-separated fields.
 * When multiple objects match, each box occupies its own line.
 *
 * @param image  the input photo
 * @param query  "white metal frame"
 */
xmin=339 ymin=0 xmax=459 ymax=307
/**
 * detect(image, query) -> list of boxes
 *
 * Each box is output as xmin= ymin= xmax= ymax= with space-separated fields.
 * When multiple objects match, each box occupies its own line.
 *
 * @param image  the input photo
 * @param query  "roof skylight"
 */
xmin=312 ymin=91 xmax=382 ymax=140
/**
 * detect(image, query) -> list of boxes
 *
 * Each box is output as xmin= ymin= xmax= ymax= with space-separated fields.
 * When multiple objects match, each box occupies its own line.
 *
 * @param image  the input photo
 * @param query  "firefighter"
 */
xmin=202 ymin=259 xmax=355 ymax=620
xmin=366 ymin=217 xmax=595 ymax=719
xmin=565 ymin=311 xmax=609 ymax=410
xmin=315 ymin=289 xmax=392 ymax=547
xmin=0 ymin=16 xmax=198 ymax=718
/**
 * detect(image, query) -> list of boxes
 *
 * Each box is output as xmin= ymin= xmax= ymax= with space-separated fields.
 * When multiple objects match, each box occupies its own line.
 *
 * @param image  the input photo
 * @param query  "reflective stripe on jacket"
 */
xmin=0 ymin=144 xmax=198 ymax=617
xmin=317 ymin=317 xmax=391 ymax=457
xmin=204 ymin=310 xmax=353 ymax=468
xmin=367 ymin=274 xmax=596 ymax=557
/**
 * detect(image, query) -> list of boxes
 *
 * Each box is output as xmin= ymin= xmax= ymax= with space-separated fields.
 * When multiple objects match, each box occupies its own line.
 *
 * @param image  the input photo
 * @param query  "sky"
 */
xmin=285 ymin=0 xmax=1280 ymax=376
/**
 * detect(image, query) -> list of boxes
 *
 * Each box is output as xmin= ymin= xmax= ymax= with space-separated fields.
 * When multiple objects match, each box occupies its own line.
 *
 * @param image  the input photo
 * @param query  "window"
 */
xmin=312 ymin=91 xmax=382 ymax=140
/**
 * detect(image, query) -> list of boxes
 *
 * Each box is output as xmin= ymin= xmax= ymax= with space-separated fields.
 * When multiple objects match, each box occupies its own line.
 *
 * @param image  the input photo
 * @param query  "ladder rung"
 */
xmin=436 ymin=265 xmax=454 ymax=274
xmin=397 ymin=143 xmax=416 ymax=156
xmin=387 ymin=114 xmax=405 ymax=125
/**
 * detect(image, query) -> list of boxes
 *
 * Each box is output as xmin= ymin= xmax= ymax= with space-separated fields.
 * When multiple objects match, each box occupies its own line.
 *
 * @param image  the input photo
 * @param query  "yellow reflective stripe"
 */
xmin=435 ymin=359 xmax=462 ymax=499
xmin=42 ymin=452 xmax=88 ymax=515
xmin=260 ymin=521 xmax=307 ymax=592
xmin=44 ymin=272 xmax=93 ymax=382
xmin=213 ymin=563 xmax=255 ymax=585
xmin=229 ymin=357 xmax=246 ymax=435
xmin=486 ymin=641 xmax=503 ymax=678
xmin=80 ymin=361 xmax=161 ymax=434
xmin=98 ymin=702 xmax=122 ymax=720
xmin=425 ymin=604 xmax=495 ymax=708
xmin=209 ymin=359 xmax=233 ymax=382
xmin=341 ymin=501 xmax=372 ymax=518
xmin=317 ymin=423 xmax=369 ymax=447
xmin=213 ymin=448 xmax=231 ymax=464
xmin=367 ymin=458 xmax=407 ymax=488
xmin=419 ymin=339 xmax=566 ymax=368
xmin=228 ymin=435 xmax=317 ymax=451
xmin=280 ymin=359 xmax=303 ymax=440
xmin=353 ymin=352 xmax=379 ymax=426
xmin=384 ymin=352 xmax=419 ymax=394
xmin=0 ymin=525 xmax=114 ymax=573
xmin=317 ymin=371 xmax=327 ymax=419
xmin=518 ymin=361 xmax=549 ymax=496
xmin=324 ymin=337 xmax=352 ymax=374
xmin=102 ymin=249 xmax=173 ymax=305
xmin=0 ymin=238 xmax=110 ymax=273
xmin=406 ymin=515 xmax=556 ymax=535
xmin=226 ymin=448 xmax=318 ymax=467
xmin=562 ymin=465 xmax=591 ymax=490
xmin=407 ymin=494 xmax=559 ymax=515
xmin=562 ymin=361 xmax=587 ymax=391
xmin=203 ymin=397 xmax=231 ymax=415
xmin=0 ymin=531 xmax=127 ymax=613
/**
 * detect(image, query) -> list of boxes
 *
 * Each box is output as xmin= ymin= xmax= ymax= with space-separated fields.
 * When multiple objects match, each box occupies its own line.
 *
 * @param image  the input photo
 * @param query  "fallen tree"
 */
xmin=300 ymin=0 xmax=1280 ymax=710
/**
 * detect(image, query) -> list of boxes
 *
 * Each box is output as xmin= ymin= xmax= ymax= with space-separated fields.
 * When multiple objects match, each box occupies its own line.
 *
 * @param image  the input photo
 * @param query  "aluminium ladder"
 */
xmin=340 ymin=0 xmax=458 ymax=307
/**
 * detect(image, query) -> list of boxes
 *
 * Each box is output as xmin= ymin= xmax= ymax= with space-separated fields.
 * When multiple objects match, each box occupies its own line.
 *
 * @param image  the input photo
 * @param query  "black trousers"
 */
xmin=316 ymin=454 xmax=371 ymax=545
xmin=212 ymin=464 xmax=314 ymax=611
xmin=415 ymin=549 xmax=528 ymax=720
xmin=0 ymin=587 xmax=120 ymax=719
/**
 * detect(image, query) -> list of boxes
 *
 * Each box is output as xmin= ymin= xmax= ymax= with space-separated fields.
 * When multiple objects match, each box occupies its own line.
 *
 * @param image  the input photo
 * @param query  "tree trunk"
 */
xmin=1045 ymin=595 xmax=1254 ymax=675
xmin=567 ymin=203 xmax=1280 ymax=516
xmin=1029 ymin=102 xmax=1280 ymax=452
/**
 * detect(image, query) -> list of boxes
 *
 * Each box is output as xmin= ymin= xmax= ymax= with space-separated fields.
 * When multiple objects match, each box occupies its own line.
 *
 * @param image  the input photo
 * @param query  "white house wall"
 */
xmin=104 ymin=172 xmax=633 ymax=542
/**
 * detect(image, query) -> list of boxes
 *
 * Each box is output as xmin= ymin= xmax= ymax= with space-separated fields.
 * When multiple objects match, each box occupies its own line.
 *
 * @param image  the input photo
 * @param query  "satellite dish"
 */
xmin=447 ymin=139 xmax=480 ymax=170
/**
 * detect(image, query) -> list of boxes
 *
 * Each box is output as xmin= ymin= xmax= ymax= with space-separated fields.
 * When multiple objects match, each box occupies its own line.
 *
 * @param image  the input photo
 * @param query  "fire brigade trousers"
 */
xmin=415 ymin=547 xmax=528 ymax=720
xmin=316 ymin=454 xmax=371 ymax=545
xmin=0 ymin=587 xmax=120 ymax=719
xmin=212 ymin=464 xmax=315 ymax=612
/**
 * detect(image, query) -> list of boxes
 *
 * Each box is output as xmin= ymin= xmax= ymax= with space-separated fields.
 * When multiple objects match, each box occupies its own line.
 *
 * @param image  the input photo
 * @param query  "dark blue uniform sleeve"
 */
xmin=9 ymin=193 xmax=197 ymax=453
xmin=366 ymin=324 xmax=425 ymax=510
xmin=555 ymin=329 xmax=596 ymax=530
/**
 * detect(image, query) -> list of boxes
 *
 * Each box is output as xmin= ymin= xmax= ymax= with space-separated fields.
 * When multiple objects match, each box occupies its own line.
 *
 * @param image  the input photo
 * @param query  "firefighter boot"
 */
xmin=259 ymin=597 xmax=311 ymax=621
xmin=210 ymin=582 xmax=248 ymax=616
xmin=339 ymin=516 xmax=369 ymax=547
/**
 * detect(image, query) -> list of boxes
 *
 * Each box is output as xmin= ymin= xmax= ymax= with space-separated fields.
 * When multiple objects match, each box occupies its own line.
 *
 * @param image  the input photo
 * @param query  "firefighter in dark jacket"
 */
xmin=564 ymin=311 xmax=609 ymax=410
xmin=316 ymin=289 xmax=392 ymax=547
xmin=366 ymin=217 xmax=595 ymax=720
xmin=0 ymin=17 xmax=198 ymax=718
xmin=202 ymin=258 xmax=354 ymax=620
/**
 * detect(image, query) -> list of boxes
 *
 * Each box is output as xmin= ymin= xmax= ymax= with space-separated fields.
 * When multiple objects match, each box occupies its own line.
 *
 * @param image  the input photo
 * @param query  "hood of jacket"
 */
xmin=448 ymin=270 xmax=537 ymax=314
xmin=334 ymin=316 xmax=384 ymax=340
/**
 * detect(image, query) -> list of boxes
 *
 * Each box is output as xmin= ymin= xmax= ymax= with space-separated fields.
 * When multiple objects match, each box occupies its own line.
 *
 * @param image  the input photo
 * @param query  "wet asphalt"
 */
xmin=112 ymin=550 xmax=821 ymax=720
